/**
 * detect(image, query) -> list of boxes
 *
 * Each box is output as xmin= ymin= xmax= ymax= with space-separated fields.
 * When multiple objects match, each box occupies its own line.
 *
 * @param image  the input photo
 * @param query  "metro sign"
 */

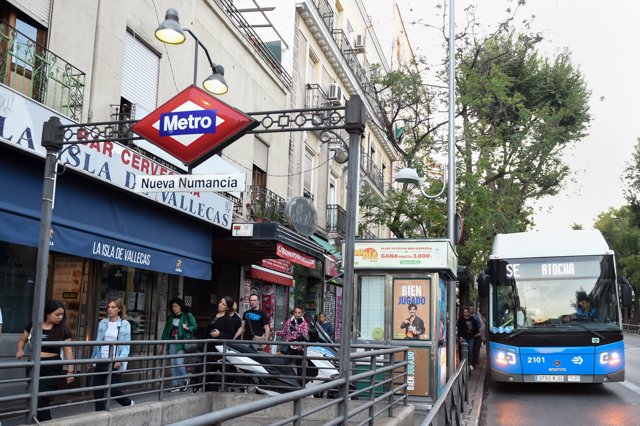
xmin=132 ymin=85 xmax=258 ymax=167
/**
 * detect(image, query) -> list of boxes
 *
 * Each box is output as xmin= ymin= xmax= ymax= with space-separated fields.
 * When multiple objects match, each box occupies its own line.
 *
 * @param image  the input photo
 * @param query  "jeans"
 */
xmin=461 ymin=337 xmax=476 ymax=367
xmin=93 ymin=362 xmax=132 ymax=411
xmin=169 ymin=344 xmax=187 ymax=387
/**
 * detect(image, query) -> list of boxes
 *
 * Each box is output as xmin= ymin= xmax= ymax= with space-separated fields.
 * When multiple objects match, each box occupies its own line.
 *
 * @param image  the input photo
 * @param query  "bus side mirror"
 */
xmin=619 ymin=276 xmax=633 ymax=307
xmin=478 ymin=271 xmax=490 ymax=298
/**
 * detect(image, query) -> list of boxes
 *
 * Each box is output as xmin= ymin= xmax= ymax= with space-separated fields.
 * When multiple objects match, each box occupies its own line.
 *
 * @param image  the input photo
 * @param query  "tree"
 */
xmin=363 ymin=1 xmax=591 ymax=273
xmin=594 ymin=206 xmax=640 ymax=323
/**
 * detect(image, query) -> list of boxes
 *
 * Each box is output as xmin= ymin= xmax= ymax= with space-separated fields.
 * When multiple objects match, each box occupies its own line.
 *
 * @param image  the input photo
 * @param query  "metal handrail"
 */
xmin=0 ymin=339 xmax=408 ymax=425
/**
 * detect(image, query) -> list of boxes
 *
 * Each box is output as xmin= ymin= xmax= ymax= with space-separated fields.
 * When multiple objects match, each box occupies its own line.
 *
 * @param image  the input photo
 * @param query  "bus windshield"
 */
xmin=491 ymin=255 xmax=620 ymax=331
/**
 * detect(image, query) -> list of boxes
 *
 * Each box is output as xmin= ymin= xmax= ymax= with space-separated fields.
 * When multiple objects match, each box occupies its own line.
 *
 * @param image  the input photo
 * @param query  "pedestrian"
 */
xmin=317 ymin=311 xmax=334 ymax=340
xmin=15 ymin=300 xmax=75 ymax=421
xmin=473 ymin=305 xmax=487 ymax=367
xmin=91 ymin=298 xmax=134 ymax=410
xmin=278 ymin=307 xmax=309 ymax=361
xmin=456 ymin=307 xmax=480 ymax=370
xmin=160 ymin=298 xmax=197 ymax=392
xmin=469 ymin=304 xmax=483 ymax=367
xmin=234 ymin=294 xmax=270 ymax=349
xmin=207 ymin=296 xmax=240 ymax=340
xmin=0 ymin=305 xmax=3 ymax=334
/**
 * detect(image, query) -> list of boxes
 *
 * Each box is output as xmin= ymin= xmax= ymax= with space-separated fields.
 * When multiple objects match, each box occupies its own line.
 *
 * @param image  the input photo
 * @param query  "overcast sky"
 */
xmin=377 ymin=0 xmax=640 ymax=231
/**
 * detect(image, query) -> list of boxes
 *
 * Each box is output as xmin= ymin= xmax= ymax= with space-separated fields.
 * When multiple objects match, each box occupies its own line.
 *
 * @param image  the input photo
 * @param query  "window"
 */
xmin=304 ymin=150 xmax=315 ymax=198
xmin=121 ymin=30 xmax=160 ymax=119
xmin=358 ymin=276 xmax=385 ymax=340
xmin=0 ymin=242 xmax=37 ymax=333
xmin=253 ymin=165 xmax=267 ymax=188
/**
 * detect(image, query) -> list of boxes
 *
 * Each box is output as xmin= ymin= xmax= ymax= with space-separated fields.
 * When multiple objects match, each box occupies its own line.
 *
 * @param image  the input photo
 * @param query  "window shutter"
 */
xmin=254 ymin=138 xmax=269 ymax=171
xmin=121 ymin=31 xmax=159 ymax=119
xmin=7 ymin=0 xmax=51 ymax=27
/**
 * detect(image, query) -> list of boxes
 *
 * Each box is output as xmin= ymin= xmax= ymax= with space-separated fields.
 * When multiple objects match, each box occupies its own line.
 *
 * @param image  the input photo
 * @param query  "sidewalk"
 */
xmin=462 ymin=343 xmax=486 ymax=426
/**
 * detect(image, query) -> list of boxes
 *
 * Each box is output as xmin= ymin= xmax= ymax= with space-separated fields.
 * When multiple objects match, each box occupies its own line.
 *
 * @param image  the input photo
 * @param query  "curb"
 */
xmin=462 ymin=346 xmax=486 ymax=426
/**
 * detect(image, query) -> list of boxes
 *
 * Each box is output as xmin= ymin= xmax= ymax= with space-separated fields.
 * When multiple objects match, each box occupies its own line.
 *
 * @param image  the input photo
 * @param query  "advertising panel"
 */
xmin=395 ymin=347 xmax=431 ymax=397
xmin=354 ymin=240 xmax=457 ymax=274
xmin=392 ymin=278 xmax=430 ymax=340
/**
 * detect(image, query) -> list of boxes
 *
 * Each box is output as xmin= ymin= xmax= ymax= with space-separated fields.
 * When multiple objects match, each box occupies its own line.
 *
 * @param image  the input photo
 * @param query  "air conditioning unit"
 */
xmin=327 ymin=83 xmax=342 ymax=105
xmin=353 ymin=34 xmax=365 ymax=52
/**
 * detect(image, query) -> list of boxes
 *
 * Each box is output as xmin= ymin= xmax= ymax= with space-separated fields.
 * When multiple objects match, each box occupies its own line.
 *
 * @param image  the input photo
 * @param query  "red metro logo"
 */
xmin=132 ymin=85 xmax=258 ymax=167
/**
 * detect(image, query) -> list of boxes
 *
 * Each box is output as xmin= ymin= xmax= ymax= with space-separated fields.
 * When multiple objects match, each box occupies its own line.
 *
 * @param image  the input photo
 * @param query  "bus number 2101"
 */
xmin=527 ymin=356 xmax=546 ymax=364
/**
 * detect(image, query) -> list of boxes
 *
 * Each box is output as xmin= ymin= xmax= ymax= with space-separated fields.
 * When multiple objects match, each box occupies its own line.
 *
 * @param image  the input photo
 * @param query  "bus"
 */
xmin=478 ymin=230 xmax=628 ymax=383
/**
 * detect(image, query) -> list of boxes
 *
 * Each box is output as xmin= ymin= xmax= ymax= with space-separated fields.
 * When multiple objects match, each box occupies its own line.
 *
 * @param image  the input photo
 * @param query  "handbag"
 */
xmin=184 ymin=331 xmax=199 ymax=353
xmin=247 ymin=319 xmax=266 ymax=341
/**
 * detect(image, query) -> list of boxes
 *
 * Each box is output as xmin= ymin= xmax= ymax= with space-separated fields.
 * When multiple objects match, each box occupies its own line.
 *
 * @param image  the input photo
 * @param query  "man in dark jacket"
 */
xmin=457 ymin=308 xmax=480 ymax=369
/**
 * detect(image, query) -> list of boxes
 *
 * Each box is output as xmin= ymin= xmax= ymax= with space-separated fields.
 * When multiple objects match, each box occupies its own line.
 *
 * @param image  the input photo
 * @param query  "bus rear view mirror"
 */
xmin=477 ymin=271 xmax=490 ymax=298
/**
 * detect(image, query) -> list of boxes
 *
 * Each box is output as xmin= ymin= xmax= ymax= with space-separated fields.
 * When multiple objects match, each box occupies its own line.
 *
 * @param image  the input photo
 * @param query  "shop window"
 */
xmin=358 ymin=275 xmax=385 ymax=340
xmin=98 ymin=264 xmax=153 ymax=338
xmin=0 ymin=242 xmax=37 ymax=333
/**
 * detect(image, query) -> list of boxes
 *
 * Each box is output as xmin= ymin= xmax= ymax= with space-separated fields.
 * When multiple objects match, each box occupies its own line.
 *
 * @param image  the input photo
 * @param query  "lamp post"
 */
xmin=394 ymin=0 xmax=457 ymax=380
xmin=155 ymin=8 xmax=228 ymax=95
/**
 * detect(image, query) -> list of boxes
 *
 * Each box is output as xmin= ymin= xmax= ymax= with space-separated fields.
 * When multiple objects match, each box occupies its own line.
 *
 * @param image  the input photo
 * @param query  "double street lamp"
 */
xmin=155 ymin=8 xmax=228 ymax=95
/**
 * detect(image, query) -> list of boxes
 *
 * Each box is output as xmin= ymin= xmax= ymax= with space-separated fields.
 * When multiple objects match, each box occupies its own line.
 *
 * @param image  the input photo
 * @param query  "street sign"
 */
xmin=133 ymin=173 xmax=246 ymax=193
xmin=132 ymin=85 xmax=258 ymax=167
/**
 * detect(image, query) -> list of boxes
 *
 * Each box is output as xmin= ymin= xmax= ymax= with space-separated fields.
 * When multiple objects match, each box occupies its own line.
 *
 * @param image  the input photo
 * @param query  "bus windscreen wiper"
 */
xmin=567 ymin=322 xmax=605 ymax=340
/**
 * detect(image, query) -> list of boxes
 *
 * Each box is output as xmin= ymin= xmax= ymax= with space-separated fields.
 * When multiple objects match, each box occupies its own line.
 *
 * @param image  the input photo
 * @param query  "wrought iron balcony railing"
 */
xmin=326 ymin=204 xmax=346 ymax=235
xmin=220 ymin=192 xmax=243 ymax=216
xmin=316 ymin=0 xmax=335 ymax=31
xmin=0 ymin=21 xmax=85 ymax=121
xmin=303 ymin=188 xmax=315 ymax=202
xmin=360 ymin=153 xmax=384 ymax=193
xmin=216 ymin=0 xmax=292 ymax=88
xmin=305 ymin=83 xmax=331 ymax=109
xmin=249 ymin=185 xmax=287 ymax=224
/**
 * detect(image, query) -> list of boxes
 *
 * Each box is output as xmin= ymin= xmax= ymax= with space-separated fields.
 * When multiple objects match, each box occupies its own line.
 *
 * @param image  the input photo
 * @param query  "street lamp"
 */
xmin=394 ymin=165 xmax=446 ymax=199
xmin=155 ymin=8 xmax=228 ymax=95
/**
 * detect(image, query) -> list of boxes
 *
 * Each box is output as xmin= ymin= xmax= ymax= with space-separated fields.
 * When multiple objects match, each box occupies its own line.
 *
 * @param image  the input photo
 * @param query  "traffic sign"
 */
xmin=132 ymin=85 xmax=258 ymax=167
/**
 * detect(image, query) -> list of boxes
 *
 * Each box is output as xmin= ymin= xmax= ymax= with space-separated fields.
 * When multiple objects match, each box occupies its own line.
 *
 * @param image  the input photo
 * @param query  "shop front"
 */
xmin=0 ymin=85 xmax=233 ymax=362
xmin=214 ymin=222 xmax=326 ymax=334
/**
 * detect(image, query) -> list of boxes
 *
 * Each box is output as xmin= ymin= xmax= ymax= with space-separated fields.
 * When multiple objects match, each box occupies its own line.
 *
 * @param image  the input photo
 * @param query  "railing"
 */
xmin=420 ymin=342 xmax=469 ymax=425
xmin=303 ymin=188 xmax=315 ymax=201
xmin=215 ymin=0 xmax=292 ymax=88
xmin=0 ymin=339 xmax=408 ymax=425
xmin=219 ymin=192 xmax=243 ymax=215
xmin=0 ymin=20 xmax=85 ymax=121
xmin=359 ymin=223 xmax=376 ymax=240
xmin=623 ymin=323 xmax=640 ymax=334
xmin=249 ymin=185 xmax=287 ymax=224
xmin=326 ymin=204 xmax=346 ymax=235
xmin=305 ymin=83 xmax=331 ymax=109
xmin=316 ymin=0 xmax=335 ymax=31
xmin=361 ymin=153 xmax=385 ymax=193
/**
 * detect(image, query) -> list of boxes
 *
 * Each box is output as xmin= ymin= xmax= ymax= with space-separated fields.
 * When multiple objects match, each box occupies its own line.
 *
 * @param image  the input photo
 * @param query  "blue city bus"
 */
xmin=478 ymin=230 xmax=626 ymax=383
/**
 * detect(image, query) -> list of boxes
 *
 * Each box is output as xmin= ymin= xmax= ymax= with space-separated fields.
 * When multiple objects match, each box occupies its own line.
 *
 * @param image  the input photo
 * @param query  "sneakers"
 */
xmin=180 ymin=379 xmax=189 ymax=392
xmin=129 ymin=400 xmax=135 ymax=406
xmin=169 ymin=387 xmax=181 ymax=393
xmin=469 ymin=365 xmax=474 ymax=371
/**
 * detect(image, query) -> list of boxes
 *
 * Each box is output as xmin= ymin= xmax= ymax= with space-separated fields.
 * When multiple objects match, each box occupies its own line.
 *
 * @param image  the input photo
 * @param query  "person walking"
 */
xmin=317 ymin=311 xmax=334 ymax=340
xmin=234 ymin=294 xmax=270 ymax=348
xmin=456 ymin=308 xmax=480 ymax=370
xmin=160 ymin=298 xmax=197 ymax=392
xmin=91 ymin=298 xmax=134 ymax=410
xmin=278 ymin=307 xmax=309 ymax=361
xmin=471 ymin=305 xmax=487 ymax=367
xmin=207 ymin=296 xmax=241 ymax=340
xmin=16 ymin=300 xmax=75 ymax=421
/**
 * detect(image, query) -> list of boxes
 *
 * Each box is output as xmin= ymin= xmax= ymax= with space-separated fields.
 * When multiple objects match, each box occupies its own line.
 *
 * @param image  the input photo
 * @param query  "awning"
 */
xmin=311 ymin=234 xmax=342 ymax=260
xmin=214 ymin=222 xmax=325 ymax=265
xmin=249 ymin=264 xmax=294 ymax=287
xmin=0 ymin=147 xmax=212 ymax=280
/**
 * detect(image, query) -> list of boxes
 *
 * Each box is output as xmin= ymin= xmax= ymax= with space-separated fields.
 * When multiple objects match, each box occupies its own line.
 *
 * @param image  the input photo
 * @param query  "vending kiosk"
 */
xmin=353 ymin=239 xmax=457 ymax=402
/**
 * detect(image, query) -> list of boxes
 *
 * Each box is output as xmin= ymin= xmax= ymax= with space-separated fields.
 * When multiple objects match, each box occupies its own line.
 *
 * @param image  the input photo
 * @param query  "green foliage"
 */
xmin=361 ymin=2 xmax=592 ymax=275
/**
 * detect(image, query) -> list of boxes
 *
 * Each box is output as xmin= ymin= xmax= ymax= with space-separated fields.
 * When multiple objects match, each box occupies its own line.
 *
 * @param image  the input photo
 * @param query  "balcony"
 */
xmin=316 ymin=0 xmax=335 ymax=31
xmin=305 ymin=83 xmax=330 ymax=109
xmin=326 ymin=204 xmax=346 ymax=235
xmin=360 ymin=154 xmax=384 ymax=194
xmin=248 ymin=185 xmax=287 ymax=224
xmin=220 ymin=192 xmax=243 ymax=216
xmin=0 ymin=21 xmax=85 ymax=121
xmin=303 ymin=188 xmax=315 ymax=202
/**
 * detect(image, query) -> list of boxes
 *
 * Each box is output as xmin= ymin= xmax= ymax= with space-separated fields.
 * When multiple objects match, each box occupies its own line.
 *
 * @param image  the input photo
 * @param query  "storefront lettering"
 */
xmin=0 ymin=115 xmax=35 ymax=149
xmin=92 ymin=241 xmax=151 ymax=266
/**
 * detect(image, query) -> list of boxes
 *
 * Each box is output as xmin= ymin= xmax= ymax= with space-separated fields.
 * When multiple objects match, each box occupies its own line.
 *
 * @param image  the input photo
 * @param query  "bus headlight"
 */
xmin=496 ymin=351 xmax=517 ymax=366
xmin=599 ymin=351 xmax=621 ymax=366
